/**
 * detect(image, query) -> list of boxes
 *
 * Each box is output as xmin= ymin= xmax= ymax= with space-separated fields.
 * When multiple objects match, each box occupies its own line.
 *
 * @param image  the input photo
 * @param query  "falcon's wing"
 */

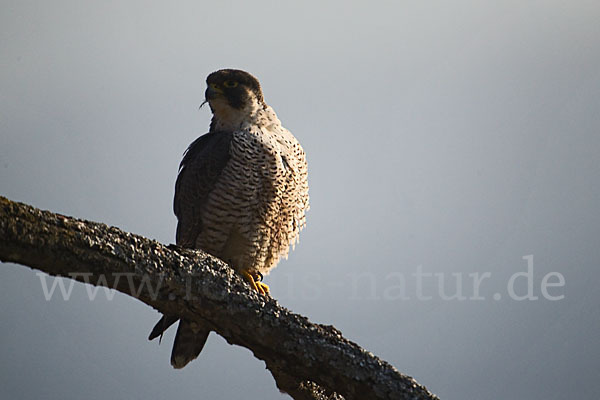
xmin=174 ymin=131 xmax=233 ymax=247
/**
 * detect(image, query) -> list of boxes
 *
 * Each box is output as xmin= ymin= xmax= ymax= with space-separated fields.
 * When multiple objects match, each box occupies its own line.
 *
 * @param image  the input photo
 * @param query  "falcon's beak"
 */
xmin=206 ymin=84 xmax=224 ymax=100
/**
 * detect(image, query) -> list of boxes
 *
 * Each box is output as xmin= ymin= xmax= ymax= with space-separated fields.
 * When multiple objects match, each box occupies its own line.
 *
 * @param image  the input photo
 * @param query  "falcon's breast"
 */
xmin=191 ymin=115 xmax=308 ymax=276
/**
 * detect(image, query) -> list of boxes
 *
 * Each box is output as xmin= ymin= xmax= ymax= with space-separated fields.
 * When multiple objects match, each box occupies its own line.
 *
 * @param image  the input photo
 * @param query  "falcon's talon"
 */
xmin=257 ymin=281 xmax=270 ymax=295
xmin=241 ymin=270 xmax=258 ymax=291
xmin=241 ymin=270 xmax=269 ymax=295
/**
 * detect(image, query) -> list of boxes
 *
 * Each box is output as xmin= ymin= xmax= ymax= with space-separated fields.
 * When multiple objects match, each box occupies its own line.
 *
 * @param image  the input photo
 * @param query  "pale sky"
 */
xmin=1 ymin=1 xmax=599 ymax=399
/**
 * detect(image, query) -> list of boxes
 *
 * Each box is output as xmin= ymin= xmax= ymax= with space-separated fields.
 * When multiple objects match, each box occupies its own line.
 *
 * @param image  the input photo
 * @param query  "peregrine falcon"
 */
xmin=148 ymin=69 xmax=309 ymax=368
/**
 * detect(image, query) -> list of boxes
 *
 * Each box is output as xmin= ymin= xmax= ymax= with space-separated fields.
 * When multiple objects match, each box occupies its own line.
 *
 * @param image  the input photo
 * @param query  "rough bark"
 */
xmin=0 ymin=196 xmax=439 ymax=400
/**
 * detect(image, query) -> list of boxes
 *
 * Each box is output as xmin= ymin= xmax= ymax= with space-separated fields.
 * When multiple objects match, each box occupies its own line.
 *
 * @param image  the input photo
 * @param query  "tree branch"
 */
xmin=0 ymin=196 xmax=439 ymax=400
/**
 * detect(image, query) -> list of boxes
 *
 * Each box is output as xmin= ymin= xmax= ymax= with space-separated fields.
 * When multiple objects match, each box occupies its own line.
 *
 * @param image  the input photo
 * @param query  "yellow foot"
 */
xmin=241 ymin=270 xmax=270 ymax=295
xmin=256 ymin=281 xmax=270 ymax=295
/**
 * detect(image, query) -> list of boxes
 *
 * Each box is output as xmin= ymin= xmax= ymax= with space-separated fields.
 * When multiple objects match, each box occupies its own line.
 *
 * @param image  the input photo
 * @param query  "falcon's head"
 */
xmin=205 ymin=69 xmax=266 ymax=129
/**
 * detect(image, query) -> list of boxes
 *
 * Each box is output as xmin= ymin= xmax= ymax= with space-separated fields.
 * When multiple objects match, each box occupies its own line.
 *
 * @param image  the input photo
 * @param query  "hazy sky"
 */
xmin=1 ymin=1 xmax=599 ymax=399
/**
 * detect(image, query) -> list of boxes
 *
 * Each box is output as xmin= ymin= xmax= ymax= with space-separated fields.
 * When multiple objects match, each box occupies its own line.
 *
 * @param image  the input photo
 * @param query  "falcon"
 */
xmin=148 ymin=69 xmax=309 ymax=368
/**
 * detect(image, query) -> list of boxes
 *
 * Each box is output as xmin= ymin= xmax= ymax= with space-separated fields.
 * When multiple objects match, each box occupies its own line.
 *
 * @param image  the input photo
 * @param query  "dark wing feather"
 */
xmin=174 ymin=131 xmax=233 ymax=247
xmin=148 ymin=315 xmax=178 ymax=341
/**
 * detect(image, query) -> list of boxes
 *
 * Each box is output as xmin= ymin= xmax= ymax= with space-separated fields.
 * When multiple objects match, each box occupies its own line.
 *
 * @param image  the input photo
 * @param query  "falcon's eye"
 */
xmin=223 ymin=80 xmax=238 ymax=88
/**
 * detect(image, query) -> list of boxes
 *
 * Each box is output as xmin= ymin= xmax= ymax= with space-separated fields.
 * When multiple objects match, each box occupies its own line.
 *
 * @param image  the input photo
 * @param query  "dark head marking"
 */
xmin=205 ymin=69 xmax=265 ymax=109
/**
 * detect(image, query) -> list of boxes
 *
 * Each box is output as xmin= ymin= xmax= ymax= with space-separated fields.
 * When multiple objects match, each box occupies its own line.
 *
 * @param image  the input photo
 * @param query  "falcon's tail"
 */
xmin=170 ymin=319 xmax=210 ymax=369
xmin=148 ymin=315 xmax=210 ymax=369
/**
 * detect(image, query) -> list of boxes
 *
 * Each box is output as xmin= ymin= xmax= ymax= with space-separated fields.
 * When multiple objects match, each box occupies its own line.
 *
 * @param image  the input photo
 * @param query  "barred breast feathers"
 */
xmin=204 ymin=95 xmax=309 ymax=274
xmin=240 ymin=107 xmax=308 ymax=269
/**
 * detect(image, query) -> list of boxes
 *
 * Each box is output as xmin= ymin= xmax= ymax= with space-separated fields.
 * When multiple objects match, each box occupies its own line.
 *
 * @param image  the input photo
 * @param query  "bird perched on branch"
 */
xmin=148 ymin=69 xmax=309 ymax=368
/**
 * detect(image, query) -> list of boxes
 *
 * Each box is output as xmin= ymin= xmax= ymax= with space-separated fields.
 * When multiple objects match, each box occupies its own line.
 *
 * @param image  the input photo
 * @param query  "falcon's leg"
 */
xmin=241 ymin=270 xmax=270 ymax=295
